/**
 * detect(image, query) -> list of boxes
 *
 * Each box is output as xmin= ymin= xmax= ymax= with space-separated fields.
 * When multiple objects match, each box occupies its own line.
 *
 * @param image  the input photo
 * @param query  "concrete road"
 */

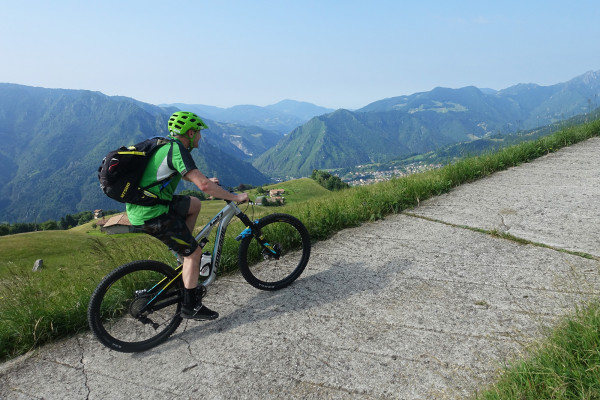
xmin=1 ymin=138 xmax=599 ymax=399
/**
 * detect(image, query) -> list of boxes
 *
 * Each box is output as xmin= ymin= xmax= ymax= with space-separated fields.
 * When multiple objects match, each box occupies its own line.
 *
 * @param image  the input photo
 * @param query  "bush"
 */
xmin=235 ymin=183 xmax=255 ymax=192
xmin=311 ymin=169 xmax=349 ymax=191
xmin=40 ymin=220 xmax=59 ymax=231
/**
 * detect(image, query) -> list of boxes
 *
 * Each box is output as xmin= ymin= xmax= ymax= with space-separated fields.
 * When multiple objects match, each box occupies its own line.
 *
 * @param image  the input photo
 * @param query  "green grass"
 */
xmin=1 ymin=115 xmax=599 ymax=389
xmin=192 ymin=178 xmax=329 ymax=227
xmin=0 ymin=231 xmax=173 ymax=359
xmin=0 ymin=178 xmax=329 ymax=360
xmin=476 ymin=302 xmax=600 ymax=399
xmin=251 ymin=177 xmax=331 ymax=205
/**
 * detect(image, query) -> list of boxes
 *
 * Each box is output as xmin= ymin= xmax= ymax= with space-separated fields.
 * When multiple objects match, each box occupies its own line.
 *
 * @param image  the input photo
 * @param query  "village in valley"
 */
xmin=342 ymin=161 xmax=442 ymax=186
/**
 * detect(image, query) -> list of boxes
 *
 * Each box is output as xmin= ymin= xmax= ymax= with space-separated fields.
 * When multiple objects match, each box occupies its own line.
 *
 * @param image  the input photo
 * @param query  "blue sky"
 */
xmin=2 ymin=1 xmax=599 ymax=109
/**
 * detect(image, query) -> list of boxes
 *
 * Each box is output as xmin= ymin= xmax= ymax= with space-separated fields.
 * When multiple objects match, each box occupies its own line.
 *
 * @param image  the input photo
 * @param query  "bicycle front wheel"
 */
xmin=238 ymin=213 xmax=311 ymax=291
xmin=87 ymin=260 xmax=183 ymax=353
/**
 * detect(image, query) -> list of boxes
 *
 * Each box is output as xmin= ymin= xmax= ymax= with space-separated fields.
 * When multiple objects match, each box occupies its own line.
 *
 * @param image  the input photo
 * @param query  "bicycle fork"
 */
xmin=235 ymin=217 xmax=281 ymax=260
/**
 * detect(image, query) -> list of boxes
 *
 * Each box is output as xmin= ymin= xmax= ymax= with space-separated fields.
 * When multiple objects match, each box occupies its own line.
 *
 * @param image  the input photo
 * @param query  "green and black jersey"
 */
xmin=126 ymin=137 xmax=198 ymax=225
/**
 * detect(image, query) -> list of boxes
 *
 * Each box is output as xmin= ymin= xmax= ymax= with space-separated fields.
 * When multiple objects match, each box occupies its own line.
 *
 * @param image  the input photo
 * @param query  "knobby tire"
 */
xmin=238 ymin=213 xmax=311 ymax=291
xmin=87 ymin=260 xmax=183 ymax=353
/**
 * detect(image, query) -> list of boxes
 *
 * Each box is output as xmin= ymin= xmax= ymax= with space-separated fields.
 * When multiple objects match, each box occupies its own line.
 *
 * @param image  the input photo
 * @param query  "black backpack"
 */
xmin=98 ymin=137 xmax=175 ymax=206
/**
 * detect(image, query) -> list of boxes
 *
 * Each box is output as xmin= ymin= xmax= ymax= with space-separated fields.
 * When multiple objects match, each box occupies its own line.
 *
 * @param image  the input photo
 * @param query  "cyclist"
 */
xmin=126 ymin=111 xmax=249 ymax=321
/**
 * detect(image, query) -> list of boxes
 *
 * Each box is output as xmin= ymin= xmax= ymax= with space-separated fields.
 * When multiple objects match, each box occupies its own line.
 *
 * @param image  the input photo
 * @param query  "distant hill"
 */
xmin=198 ymin=120 xmax=281 ymax=161
xmin=252 ymin=103 xmax=493 ymax=179
xmin=162 ymin=99 xmax=334 ymax=134
xmin=2 ymin=70 xmax=599 ymax=222
xmin=360 ymin=71 xmax=600 ymax=129
xmin=0 ymin=84 xmax=269 ymax=223
xmin=265 ymin=99 xmax=336 ymax=121
xmin=396 ymin=107 xmax=600 ymax=167
xmin=254 ymin=70 xmax=600 ymax=178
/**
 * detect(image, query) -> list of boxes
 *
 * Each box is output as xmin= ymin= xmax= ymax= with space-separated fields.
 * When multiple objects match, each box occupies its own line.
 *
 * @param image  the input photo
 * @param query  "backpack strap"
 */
xmin=166 ymin=141 xmax=175 ymax=171
xmin=139 ymin=139 xmax=177 ymax=204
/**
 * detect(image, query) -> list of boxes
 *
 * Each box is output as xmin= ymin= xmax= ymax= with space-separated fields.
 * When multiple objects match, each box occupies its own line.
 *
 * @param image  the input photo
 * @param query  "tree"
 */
xmin=40 ymin=220 xmax=59 ymax=230
xmin=74 ymin=211 xmax=93 ymax=225
xmin=59 ymin=214 xmax=77 ymax=230
xmin=9 ymin=223 xmax=36 ymax=234
xmin=311 ymin=169 xmax=349 ymax=191
xmin=0 ymin=209 xmax=124 ymax=236
xmin=235 ymin=183 xmax=255 ymax=192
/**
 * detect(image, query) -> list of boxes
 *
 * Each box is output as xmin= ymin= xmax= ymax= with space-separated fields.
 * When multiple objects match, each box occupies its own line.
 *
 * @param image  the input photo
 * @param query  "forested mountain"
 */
xmin=162 ymin=100 xmax=334 ymax=134
xmin=1 ymin=70 xmax=599 ymax=222
xmin=252 ymin=104 xmax=494 ymax=179
xmin=0 ymin=84 xmax=268 ymax=223
xmin=199 ymin=120 xmax=281 ymax=161
xmin=254 ymin=71 xmax=600 ymax=178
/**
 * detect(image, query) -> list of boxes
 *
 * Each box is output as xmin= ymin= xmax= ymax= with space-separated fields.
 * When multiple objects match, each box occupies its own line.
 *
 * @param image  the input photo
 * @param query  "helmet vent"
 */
xmin=167 ymin=111 xmax=206 ymax=136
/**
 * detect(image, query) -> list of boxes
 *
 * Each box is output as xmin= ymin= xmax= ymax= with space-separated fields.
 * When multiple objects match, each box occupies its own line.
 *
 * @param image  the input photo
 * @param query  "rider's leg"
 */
xmin=181 ymin=262 xmax=219 ymax=321
xmin=181 ymin=247 xmax=202 ymax=289
xmin=181 ymin=248 xmax=218 ymax=320
xmin=135 ymin=195 xmax=218 ymax=320
xmin=185 ymin=196 xmax=202 ymax=235
xmin=180 ymin=197 xmax=218 ymax=320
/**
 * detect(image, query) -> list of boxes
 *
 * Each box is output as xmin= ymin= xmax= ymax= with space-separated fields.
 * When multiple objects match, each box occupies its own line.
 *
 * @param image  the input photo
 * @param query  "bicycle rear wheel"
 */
xmin=238 ymin=213 xmax=311 ymax=291
xmin=87 ymin=260 xmax=183 ymax=353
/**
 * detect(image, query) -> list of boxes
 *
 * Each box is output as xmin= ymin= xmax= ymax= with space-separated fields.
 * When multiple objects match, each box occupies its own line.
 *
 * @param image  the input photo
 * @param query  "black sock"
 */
xmin=183 ymin=287 xmax=198 ymax=308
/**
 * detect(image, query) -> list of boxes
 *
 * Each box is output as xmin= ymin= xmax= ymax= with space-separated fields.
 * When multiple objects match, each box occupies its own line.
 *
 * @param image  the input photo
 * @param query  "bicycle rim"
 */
xmin=88 ymin=260 xmax=183 ymax=352
xmin=239 ymin=213 xmax=310 ymax=291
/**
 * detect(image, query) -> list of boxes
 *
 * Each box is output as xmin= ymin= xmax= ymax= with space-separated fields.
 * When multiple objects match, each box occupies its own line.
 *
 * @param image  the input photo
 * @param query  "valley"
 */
xmin=0 ymin=69 xmax=599 ymax=223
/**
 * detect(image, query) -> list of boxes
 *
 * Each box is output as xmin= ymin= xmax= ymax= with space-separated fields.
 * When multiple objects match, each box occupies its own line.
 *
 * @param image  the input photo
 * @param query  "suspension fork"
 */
xmin=235 ymin=213 xmax=280 ymax=258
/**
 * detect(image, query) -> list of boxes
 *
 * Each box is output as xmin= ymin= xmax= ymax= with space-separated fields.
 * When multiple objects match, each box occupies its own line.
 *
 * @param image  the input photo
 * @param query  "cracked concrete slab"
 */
xmin=1 ymin=137 xmax=599 ymax=399
xmin=409 ymin=137 xmax=600 ymax=257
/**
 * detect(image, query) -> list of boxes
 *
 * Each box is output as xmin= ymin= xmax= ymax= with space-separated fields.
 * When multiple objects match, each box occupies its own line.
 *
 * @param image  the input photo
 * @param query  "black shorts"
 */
xmin=137 ymin=195 xmax=198 ymax=257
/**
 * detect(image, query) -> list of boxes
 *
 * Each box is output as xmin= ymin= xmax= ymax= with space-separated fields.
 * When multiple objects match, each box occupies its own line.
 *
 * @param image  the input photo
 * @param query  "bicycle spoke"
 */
xmin=88 ymin=261 xmax=183 ymax=352
xmin=238 ymin=213 xmax=310 ymax=290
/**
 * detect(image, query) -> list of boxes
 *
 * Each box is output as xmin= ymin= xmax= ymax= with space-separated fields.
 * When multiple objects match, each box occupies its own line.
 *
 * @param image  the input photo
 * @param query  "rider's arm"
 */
xmin=183 ymin=169 xmax=249 ymax=203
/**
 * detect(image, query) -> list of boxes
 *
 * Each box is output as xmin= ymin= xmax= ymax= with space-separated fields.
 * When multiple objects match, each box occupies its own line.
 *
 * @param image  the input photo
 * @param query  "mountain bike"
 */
xmin=87 ymin=198 xmax=311 ymax=353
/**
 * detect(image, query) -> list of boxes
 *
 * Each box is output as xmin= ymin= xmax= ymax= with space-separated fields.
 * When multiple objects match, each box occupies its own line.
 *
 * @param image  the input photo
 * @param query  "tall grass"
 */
xmin=0 ymin=117 xmax=599 ymax=362
xmin=0 ymin=232 xmax=171 ymax=360
xmin=476 ymin=302 xmax=600 ymax=399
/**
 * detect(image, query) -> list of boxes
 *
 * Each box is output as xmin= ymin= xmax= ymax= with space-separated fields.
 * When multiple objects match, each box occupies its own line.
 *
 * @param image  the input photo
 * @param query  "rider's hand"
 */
xmin=236 ymin=193 xmax=250 ymax=204
xmin=209 ymin=177 xmax=220 ymax=185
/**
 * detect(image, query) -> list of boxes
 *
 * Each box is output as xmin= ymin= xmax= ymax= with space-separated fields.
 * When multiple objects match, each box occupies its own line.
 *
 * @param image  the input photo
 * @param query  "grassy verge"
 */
xmin=0 ymin=117 xmax=599 ymax=363
xmin=476 ymin=302 xmax=600 ymax=399
xmin=0 ymin=232 xmax=172 ymax=360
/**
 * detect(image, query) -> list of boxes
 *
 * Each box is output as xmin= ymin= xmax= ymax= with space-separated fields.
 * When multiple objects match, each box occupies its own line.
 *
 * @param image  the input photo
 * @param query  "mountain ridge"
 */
xmin=0 ymin=84 xmax=268 ymax=222
xmin=160 ymin=99 xmax=334 ymax=135
xmin=1 ymin=69 xmax=599 ymax=222
xmin=253 ymin=70 xmax=600 ymax=178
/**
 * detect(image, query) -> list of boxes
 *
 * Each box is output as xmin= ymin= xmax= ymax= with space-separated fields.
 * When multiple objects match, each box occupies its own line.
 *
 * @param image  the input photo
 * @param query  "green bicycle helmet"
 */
xmin=168 ymin=111 xmax=208 ymax=136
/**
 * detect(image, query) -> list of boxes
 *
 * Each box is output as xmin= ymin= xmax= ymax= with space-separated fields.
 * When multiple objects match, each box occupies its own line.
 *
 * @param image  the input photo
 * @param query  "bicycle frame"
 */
xmin=189 ymin=200 xmax=245 ymax=287
xmin=136 ymin=200 xmax=278 ymax=316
